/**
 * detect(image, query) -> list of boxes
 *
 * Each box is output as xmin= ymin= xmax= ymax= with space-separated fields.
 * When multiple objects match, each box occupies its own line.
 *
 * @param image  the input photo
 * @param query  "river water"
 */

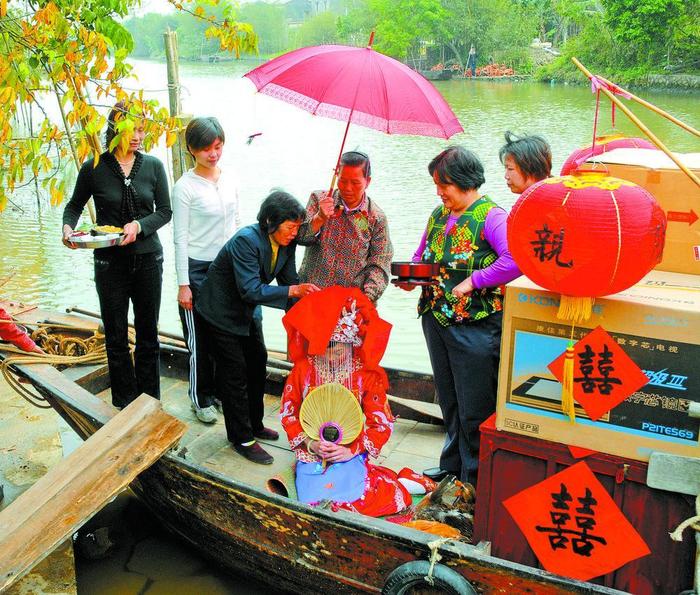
xmin=0 ymin=59 xmax=698 ymax=593
xmin=2 ymin=59 xmax=698 ymax=373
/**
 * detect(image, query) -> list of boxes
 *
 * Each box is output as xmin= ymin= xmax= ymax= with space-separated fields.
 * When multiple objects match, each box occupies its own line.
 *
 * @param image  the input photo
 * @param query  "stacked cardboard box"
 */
xmin=478 ymin=151 xmax=700 ymax=589
xmin=495 ymin=270 xmax=700 ymax=461
xmin=590 ymin=148 xmax=700 ymax=275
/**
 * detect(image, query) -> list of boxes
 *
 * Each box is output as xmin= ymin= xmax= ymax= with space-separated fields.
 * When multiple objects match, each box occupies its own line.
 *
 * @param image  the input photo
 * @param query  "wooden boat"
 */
xmin=419 ymin=69 xmax=453 ymax=81
xmin=1 ymin=303 xmax=622 ymax=594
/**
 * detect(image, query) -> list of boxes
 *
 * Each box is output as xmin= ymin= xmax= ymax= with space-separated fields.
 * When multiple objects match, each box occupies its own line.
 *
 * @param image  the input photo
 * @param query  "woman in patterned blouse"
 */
xmin=403 ymin=146 xmax=521 ymax=488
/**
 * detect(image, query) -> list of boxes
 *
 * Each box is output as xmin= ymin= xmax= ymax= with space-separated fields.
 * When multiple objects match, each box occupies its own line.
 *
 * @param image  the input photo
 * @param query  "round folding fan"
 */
xmin=299 ymin=382 xmax=363 ymax=444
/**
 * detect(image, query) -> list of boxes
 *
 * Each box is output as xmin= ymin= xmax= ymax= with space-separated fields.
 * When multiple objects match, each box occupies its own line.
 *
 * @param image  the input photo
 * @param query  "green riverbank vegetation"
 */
xmin=125 ymin=0 xmax=699 ymax=86
xmin=535 ymin=0 xmax=700 ymax=87
xmin=1 ymin=0 xmax=697 ymax=213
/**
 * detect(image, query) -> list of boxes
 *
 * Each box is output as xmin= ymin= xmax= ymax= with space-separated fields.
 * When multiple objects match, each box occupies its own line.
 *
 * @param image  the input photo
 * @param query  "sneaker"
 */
xmin=213 ymin=398 xmax=223 ymax=412
xmin=193 ymin=404 xmax=218 ymax=424
xmin=233 ymin=441 xmax=274 ymax=465
xmin=253 ymin=427 xmax=279 ymax=441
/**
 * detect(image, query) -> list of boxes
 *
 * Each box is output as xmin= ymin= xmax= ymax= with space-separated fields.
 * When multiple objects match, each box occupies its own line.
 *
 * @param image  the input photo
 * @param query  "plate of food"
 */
xmin=67 ymin=225 xmax=124 ymax=249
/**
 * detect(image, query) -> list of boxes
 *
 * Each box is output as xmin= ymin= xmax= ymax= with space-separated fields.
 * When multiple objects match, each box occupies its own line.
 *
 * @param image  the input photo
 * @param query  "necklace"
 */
xmin=116 ymin=154 xmax=135 ymax=166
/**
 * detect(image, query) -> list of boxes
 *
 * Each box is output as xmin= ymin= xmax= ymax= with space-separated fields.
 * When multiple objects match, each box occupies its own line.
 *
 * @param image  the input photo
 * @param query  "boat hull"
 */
xmin=0 ymin=305 xmax=623 ymax=594
xmin=8 ymin=364 xmax=623 ymax=594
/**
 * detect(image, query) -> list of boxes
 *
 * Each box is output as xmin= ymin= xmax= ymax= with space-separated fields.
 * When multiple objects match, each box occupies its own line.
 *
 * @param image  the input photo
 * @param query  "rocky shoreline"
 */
xmin=537 ymin=70 xmax=700 ymax=91
xmin=647 ymin=74 xmax=700 ymax=90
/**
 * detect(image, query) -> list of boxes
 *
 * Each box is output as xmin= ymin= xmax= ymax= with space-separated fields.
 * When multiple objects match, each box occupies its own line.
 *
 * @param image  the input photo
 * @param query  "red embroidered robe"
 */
xmin=280 ymin=357 xmax=411 ymax=516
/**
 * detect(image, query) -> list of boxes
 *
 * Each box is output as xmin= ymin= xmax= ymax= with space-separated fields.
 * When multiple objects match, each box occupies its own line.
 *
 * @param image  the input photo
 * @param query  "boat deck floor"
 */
xmin=96 ymin=374 xmax=445 ymax=494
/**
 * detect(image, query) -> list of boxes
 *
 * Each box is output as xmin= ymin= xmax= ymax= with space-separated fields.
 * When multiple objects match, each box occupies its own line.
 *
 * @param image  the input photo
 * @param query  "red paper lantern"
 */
xmin=560 ymin=134 xmax=656 ymax=175
xmin=508 ymin=172 xmax=666 ymax=299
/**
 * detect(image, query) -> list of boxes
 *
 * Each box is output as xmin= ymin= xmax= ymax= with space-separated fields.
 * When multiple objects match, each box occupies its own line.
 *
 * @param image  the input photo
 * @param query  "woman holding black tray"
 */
xmin=400 ymin=146 xmax=520 ymax=488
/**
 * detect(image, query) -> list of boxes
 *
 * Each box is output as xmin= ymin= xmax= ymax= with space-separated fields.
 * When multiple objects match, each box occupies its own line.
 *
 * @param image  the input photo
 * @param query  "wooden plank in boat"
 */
xmin=62 ymin=362 xmax=110 ymax=393
xmin=0 ymin=394 xmax=186 ymax=591
xmin=201 ymin=439 xmax=297 ymax=487
xmin=19 ymin=363 xmax=116 ymax=428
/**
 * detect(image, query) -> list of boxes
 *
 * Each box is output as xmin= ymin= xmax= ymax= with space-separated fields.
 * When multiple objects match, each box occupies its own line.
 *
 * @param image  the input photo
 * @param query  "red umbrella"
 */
xmin=244 ymin=34 xmax=462 ymax=187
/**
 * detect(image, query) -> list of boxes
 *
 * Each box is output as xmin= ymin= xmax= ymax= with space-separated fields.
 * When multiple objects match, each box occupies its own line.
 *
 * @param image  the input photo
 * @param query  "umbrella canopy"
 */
xmin=244 ymin=44 xmax=463 ymax=139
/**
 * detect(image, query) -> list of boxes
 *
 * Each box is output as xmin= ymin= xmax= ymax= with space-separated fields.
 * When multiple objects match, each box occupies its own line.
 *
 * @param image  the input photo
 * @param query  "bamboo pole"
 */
xmin=595 ymin=74 xmax=700 ymax=138
xmin=163 ymin=30 xmax=193 ymax=184
xmin=572 ymin=58 xmax=700 ymax=190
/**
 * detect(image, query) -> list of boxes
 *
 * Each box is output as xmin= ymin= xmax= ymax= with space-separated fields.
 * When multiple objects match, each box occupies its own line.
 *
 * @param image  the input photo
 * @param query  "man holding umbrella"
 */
xmin=244 ymin=36 xmax=463 ymax=300
xmin=296 ymin=150 xmax=393 ymax=303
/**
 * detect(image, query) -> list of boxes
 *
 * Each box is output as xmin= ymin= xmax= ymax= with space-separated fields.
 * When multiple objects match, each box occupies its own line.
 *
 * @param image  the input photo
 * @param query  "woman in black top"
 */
xmin=62 ymin=103 xmax=172 ymax=408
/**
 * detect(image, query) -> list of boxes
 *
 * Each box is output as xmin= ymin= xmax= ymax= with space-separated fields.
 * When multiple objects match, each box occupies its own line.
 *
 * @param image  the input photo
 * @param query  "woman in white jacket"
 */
xmin=172 ymin=117 xmax=240 ymax=423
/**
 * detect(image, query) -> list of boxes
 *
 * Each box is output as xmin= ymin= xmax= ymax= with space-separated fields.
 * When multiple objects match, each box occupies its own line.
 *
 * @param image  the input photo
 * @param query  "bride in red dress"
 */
xmin=280 ymin=286 xmax=413 ymax=517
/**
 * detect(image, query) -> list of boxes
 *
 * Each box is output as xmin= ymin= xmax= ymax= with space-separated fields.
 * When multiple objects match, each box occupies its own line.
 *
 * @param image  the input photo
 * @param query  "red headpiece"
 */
xmin=283 ymin=286 xmax=392 ymax=368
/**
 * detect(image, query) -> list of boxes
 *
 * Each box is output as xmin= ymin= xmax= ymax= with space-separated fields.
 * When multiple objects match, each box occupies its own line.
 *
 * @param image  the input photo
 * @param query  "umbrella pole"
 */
xmin=326 ymin=117 xmax=353 ymax=195
xmin=326 ymin=32 xmax=376 ymax=196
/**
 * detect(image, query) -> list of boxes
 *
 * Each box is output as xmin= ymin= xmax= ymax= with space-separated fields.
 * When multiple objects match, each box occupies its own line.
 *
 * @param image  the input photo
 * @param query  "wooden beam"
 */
xmin=387 ymin=393 xmax=443 ymax=421
xmin=647 ymin=452 xmax=700 ymax=496
xmin=0 ymin=395 xmax=187 ymax=591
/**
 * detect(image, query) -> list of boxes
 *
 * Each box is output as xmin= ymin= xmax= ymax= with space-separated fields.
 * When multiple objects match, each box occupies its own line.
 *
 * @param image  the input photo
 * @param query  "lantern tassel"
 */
xmin=557 ymin=295 xmax=594 ymax=324
xmin=561 ymin=341 xmax=576 ymax=424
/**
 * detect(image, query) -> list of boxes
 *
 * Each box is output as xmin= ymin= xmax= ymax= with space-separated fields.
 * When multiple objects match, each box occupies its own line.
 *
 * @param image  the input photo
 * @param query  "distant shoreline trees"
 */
xmin=124 ymin=0 xmax=699 ymax=83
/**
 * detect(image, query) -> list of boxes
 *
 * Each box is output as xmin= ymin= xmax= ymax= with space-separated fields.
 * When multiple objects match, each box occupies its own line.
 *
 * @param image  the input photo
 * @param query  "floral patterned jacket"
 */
xmin=418 ymin=196 xmax=504 ymax=326
xmin=296 ymin=190 xmax=393 ymax=302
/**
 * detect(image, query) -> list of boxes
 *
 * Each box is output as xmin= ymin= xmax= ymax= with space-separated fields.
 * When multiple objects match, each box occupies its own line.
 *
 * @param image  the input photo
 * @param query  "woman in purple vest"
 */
xmin=403 ymin=146 xmax=521 ymax=487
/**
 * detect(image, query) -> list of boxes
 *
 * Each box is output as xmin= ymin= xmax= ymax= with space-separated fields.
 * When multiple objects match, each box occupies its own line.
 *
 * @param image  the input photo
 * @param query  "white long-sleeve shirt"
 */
xmin=172 ymin=168 xmax=240 ymax=286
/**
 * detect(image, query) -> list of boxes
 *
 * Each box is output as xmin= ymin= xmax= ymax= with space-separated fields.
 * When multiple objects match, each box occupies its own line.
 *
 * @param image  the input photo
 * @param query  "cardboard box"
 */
xmin=588 ymin=148 xmax=700 ymax=275
xmin=496 ymin=270 xmax=700 ymax=461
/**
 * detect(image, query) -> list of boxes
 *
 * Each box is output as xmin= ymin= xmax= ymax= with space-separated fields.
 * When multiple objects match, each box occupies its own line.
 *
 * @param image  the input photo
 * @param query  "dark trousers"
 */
xmin=467 ymin=54 xmax=477 ymax=76
xmin=178 ymin=258 xmax=216 ymax=408
xmin=94 ymin=251 xmax=163 ymax=408
xmin=204 ymin=318 xmax=268 ymax=445
xmin=422 ymin=311 xmax=502 ymax=487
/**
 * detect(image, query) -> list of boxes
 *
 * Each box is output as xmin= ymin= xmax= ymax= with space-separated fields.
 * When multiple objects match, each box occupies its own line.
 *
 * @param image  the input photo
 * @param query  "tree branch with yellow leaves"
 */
xmin=0 ymin=0 xmax=257 ymax=212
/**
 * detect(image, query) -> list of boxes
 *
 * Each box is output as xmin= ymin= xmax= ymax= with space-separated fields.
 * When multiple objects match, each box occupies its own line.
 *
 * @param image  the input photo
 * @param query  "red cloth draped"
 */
xmin=280 ymin=286 xmax=410 ymax=516
xmin=283 ymin=285 xmax=392 ymax=368
xmin=0 ymin=307 xmax=40 ymax=353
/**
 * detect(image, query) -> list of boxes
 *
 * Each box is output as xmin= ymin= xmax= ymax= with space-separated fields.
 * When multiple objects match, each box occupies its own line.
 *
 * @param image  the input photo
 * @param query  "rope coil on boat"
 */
xmin=670 ymin=494 xmax=700 ymax=542
xmin=0 ymin=320 xmax=112 ymax=409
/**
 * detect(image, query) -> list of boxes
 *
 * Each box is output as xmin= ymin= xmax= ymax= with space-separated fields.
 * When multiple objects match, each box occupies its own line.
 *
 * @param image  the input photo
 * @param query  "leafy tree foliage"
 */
xmin=437 ymin=0 xmax=537 ymax=69
xmin=601 ymin=0 xmax=698 ymax=67
xmin=238 ymin=2 xmax=287 ymax=55
xmin=539 ymin=0 xmax=699 ymax=82
xmin=337 ymin=0 xmax=536 ymax=67
xmin=295 ymin=11 xmax=341 ymax=47
xmin=0 ymin=0 xmax=256 ymax=211
xmin=338 ymin=0 xmax=445 ymax=60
